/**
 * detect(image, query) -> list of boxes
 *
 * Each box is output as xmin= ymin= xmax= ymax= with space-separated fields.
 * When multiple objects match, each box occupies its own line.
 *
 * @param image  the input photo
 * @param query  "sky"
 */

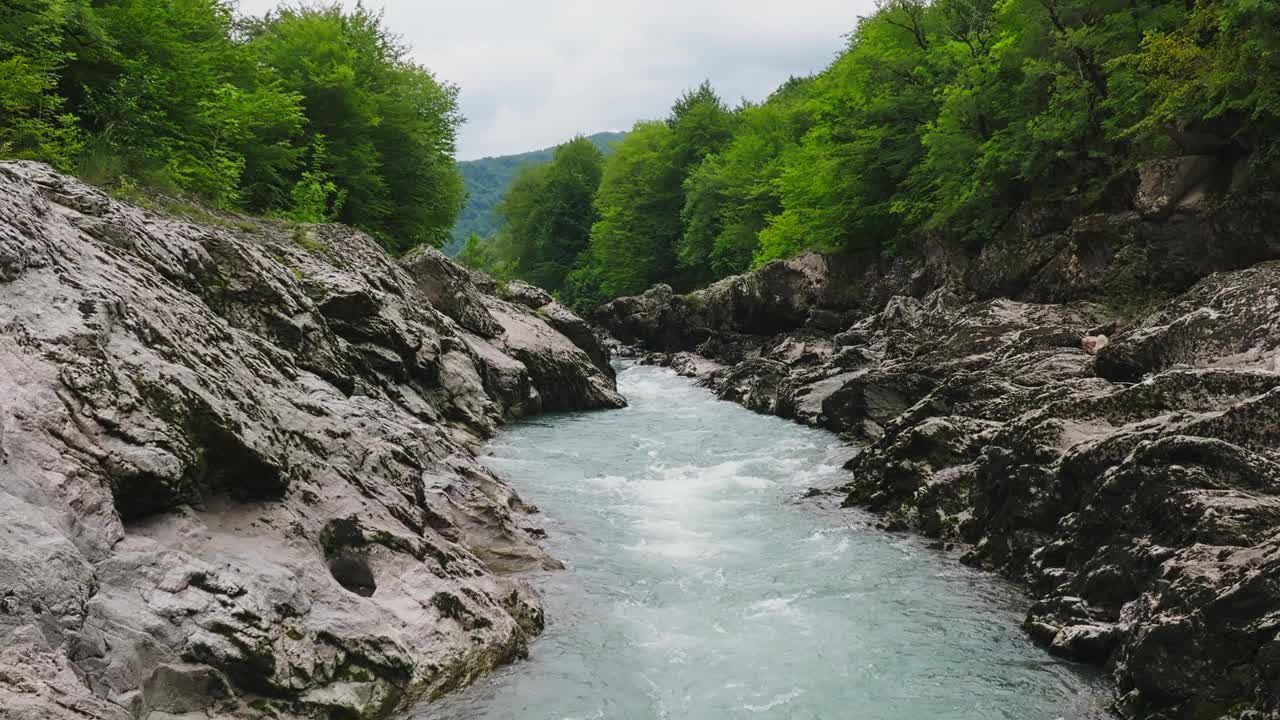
xmin=237 ymin=1 xmax=877 ymax=160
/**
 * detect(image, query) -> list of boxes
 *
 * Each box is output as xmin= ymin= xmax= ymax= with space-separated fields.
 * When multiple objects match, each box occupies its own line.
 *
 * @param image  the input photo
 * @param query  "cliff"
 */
xmin=595 ymin=161 xmax=1280 ymax=719
xmin=0 ymin=161 xmax=623 ymax=720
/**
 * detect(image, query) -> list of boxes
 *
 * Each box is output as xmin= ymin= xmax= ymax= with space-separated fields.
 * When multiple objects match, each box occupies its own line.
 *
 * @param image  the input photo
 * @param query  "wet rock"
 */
xmin=669 ymin=352 xmax=725 ymax=379
xmin=594 ymin=184 xmax=1280 ymax=718
xmin=483 ymin=299 xmax=625 ymax=412
xmin=401 ymin=245 xmax=503 ymax=338
xmin=594 ymin=253 xmax=877 ymax=352
xmin=0 ymin=161 xmax=624 ymax=720
xmin=536 ymin=300 xmax=615 ymax=379
xmin=591 ymin=283 xmax=693 ymax=350
xmin=1049 ymin=624 xmax=1123 ymax=664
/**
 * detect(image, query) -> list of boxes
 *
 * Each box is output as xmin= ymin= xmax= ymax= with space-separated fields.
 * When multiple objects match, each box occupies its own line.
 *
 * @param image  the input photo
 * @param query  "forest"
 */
xmin=3 ymin=0 xmax=1278 ymax=307
xmin=462 ymin=0 xmax=1280 ymax=312
xmin=1 ymin=0 xmax=462 ymax=253
xmin=446 ymin=131 xmax=626 ymax=255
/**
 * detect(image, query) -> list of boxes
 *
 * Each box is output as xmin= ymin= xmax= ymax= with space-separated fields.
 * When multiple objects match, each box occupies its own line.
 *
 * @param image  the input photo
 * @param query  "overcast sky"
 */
xmin=237 ymin=1 xmax=875 ymax=160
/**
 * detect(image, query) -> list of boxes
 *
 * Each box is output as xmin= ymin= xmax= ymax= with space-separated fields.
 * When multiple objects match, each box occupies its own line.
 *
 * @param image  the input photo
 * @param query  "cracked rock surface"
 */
xmin=0 ymin=161 xmax=623 ymax=720
xmin=600 ymin=195 xmax=1280 ymax=718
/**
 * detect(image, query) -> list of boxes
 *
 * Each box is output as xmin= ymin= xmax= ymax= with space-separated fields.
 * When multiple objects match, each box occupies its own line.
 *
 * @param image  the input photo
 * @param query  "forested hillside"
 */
xmin=0 ymin=0 xmax=463 ymax=253
xmin=461 ymin=0 xmax=1280 ymax=312
xmin=447 ymin=131 xmax=626 ymax=255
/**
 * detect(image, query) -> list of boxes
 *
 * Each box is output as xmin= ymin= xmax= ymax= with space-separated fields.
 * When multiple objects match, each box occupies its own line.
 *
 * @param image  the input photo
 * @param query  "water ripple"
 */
xmin=421 ymin=364 xmax=1111 ymax=720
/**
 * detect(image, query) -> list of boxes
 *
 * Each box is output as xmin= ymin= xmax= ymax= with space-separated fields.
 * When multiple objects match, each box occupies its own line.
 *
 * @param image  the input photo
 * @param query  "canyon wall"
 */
xmin=596 ymin=164 xmax=1280 ymax=720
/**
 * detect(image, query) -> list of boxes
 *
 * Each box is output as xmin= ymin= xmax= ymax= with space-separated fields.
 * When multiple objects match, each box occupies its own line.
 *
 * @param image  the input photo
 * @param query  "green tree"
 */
xmin=1112 ymin=0 xmax=1280 ymax=169
xmin=245 ymin=5 xmax=464 ymax=251
xmin=668 ymin=80 xmax=736 ymax=171
xmin=589 ymin=121 xmax=684 ymax=297
xmin=0 ymin=0 xmax=85 ymax=170
xmin=458 ymin=232 xmax=504 ymax=277
xmin=679 ymin=78 xmax=814 ymax=280
xmin=490 ymin=136 xmax=605 ymax=291
xmin=57 ymin=0 xmax=304 ymax=205
xmin=757 ymin=8 xmax=939 ymax=264
xmin=283 ymin=135 xmax=345 ymax=223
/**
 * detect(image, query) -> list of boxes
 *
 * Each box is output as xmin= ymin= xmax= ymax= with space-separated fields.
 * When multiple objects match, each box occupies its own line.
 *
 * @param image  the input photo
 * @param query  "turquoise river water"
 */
xmin=422 ymin=363 xmax=1111 ymax=720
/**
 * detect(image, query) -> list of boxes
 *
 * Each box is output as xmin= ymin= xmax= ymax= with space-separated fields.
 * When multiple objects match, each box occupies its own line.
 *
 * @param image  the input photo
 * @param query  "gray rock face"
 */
xmin=1135 ymin=155 xmax=1223 ymax=218
xmin=0 ymin=161 xmax=623 ymax=720
xmin=1096 ymin=261 xmax=1280 ymax=381
xmin=598 ymin=199 xmax=1280 ymax=718
xmin=498 ymin=280 xmax=553 ymax=310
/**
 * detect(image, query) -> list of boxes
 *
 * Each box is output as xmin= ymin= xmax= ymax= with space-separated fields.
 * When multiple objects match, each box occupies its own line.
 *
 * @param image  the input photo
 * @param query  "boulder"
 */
xmin=401 ymin=245 xmax=503 ymax=338
xmin=1135 ymin=155 xmax=1223 ymax=218
xmin=482 ymin=299 xmax=625 ymax=412
xmin=1096 ymin=261 xmax=1280 ymax=381
xmin=537 ymin=300 xmax=615 ymax=379
xmin=596 ymin=210 xmax=1280 ymax=718
xmin=0 ymin=161 xmax=624 ymax=720
xmin=499 ymin=280 xmax=553 ymax=309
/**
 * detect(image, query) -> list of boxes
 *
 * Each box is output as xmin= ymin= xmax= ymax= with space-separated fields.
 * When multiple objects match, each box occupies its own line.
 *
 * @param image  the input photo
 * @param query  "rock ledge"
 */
xmin=0 ymin=161 xmax=623 ymax=720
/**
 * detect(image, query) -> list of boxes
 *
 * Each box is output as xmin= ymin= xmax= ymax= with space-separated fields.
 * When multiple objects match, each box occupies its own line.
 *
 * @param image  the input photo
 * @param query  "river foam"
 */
xmin=422 ymin=363 xmax=1110 ymax=720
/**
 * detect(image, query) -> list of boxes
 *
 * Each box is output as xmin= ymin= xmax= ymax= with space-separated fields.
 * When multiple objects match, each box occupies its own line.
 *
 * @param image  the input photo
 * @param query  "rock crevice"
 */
xmin=597 ymin=181 xmax=1280 ymax=720
xmin=0 ymin=161 xmax=623 ymax=720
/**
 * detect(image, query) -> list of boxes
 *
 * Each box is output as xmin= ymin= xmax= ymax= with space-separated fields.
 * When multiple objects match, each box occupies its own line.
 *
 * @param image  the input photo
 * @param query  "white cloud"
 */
xmin=235 ymin=0 xmax=876 ymax=159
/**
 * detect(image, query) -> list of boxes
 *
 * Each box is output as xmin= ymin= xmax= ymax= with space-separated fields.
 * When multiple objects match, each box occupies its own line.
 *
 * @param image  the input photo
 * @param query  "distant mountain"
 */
xmin=445 ymin=131 xmax=626 ymax=255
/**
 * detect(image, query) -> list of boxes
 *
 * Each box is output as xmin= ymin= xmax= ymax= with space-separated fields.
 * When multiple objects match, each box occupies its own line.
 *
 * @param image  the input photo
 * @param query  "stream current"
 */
xmin=425 ymin=363 xmax=1110 ymax=720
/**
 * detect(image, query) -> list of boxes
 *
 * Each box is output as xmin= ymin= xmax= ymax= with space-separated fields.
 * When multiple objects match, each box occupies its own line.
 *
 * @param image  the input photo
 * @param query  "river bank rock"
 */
xmin=596 ymin=191 xmax=1280 ymax=719
xmin=0 ymin=161 xmax=623 ymax=720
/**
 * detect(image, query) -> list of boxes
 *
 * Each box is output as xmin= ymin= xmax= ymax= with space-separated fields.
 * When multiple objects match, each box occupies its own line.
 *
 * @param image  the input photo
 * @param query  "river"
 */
xmin=423 ymin=363 xmax=1110 ymax=719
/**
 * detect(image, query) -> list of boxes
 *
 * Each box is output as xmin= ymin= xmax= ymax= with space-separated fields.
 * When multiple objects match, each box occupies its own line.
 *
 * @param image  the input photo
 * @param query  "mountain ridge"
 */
xmin=446 ymin=131 xmax=627 ymax=255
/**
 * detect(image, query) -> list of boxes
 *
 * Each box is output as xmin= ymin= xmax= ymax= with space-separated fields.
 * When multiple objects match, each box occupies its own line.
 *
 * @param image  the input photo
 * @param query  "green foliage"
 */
xmin=0 ymin=0 xmax=462 ymax=253
xmin=1112 ymin=0 xmax=1280 ymax=168
xmin=674 ymin=82 xmax=808 ymax=283
xmin=499 ymin=0 xmax=1278 ymax=313
xmin=283 ymin=137 xmax=345 ymax=223
xmin=0 ymin=0 xmax=84 ymax=170
xmin=487 ymin=84 xmax=736 ymax=305
xmin=243 ymin=4 xmax=463 ymax=251
xmin=680 ymin=81 xmax=813 ymax=280
xmin=447 ymin=131 xmax=625 ymax=255
xmin=589 ymin=121 xmax=685 ymax=298
xmin=667 ymin=81 xmax=736 ymax=172
xmin=486 ymin=136 xmax=605 ymax=291
xmin=561 ymin=248 xmax=609 ymax=315
xmin=458 ymin=232 xmax=502 ymax=277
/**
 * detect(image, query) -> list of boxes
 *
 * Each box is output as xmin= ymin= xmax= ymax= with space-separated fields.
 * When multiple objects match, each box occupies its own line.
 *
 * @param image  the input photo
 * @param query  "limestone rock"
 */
xmin=1135 ymin=155 xmax=1222 ymax=218
xmin=499 ymin=280 xmax=553 ymax=309
xmin=594 ymin=197 xmax=1280 ymax=718
xmin=0 ymin=161 xmax=624 ymax=720
xmin=1096 ymin=261 xmax=1280 ymax=381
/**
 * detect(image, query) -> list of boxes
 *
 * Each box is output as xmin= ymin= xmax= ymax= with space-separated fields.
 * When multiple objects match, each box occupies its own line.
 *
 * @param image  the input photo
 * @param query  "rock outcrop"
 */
xmin=0 ymin=161 xmax=624 ymax=720
xmin=598 ymin=185 xmax=1280 ymax=719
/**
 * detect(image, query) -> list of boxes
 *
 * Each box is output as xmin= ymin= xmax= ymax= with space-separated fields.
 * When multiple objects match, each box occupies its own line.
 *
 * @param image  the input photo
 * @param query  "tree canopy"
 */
xmin=461 ymin=0 xmax=1278 ymax=313
xmin=447 ymin=131 xmax=626 ymax=255
xmin=475 ymin=136 xmax=607 ymax=292
xmin=0 ymin=0 xmax=463 ymax=253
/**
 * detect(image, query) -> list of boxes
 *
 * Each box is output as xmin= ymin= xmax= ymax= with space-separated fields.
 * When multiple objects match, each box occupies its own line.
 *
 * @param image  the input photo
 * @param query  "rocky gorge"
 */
xmin=4 ymin=151 xmax=1280 ymax=720
xmin=594 ymin=160 xmax=1280 ymax=720
xmin=0 ymin=161 xmax=624 ymax=720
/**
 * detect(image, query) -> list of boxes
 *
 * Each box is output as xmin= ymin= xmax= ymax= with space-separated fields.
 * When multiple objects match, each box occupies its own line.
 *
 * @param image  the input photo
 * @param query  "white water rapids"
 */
xmin=423 ymin=363 xmax=1110 ymax=719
